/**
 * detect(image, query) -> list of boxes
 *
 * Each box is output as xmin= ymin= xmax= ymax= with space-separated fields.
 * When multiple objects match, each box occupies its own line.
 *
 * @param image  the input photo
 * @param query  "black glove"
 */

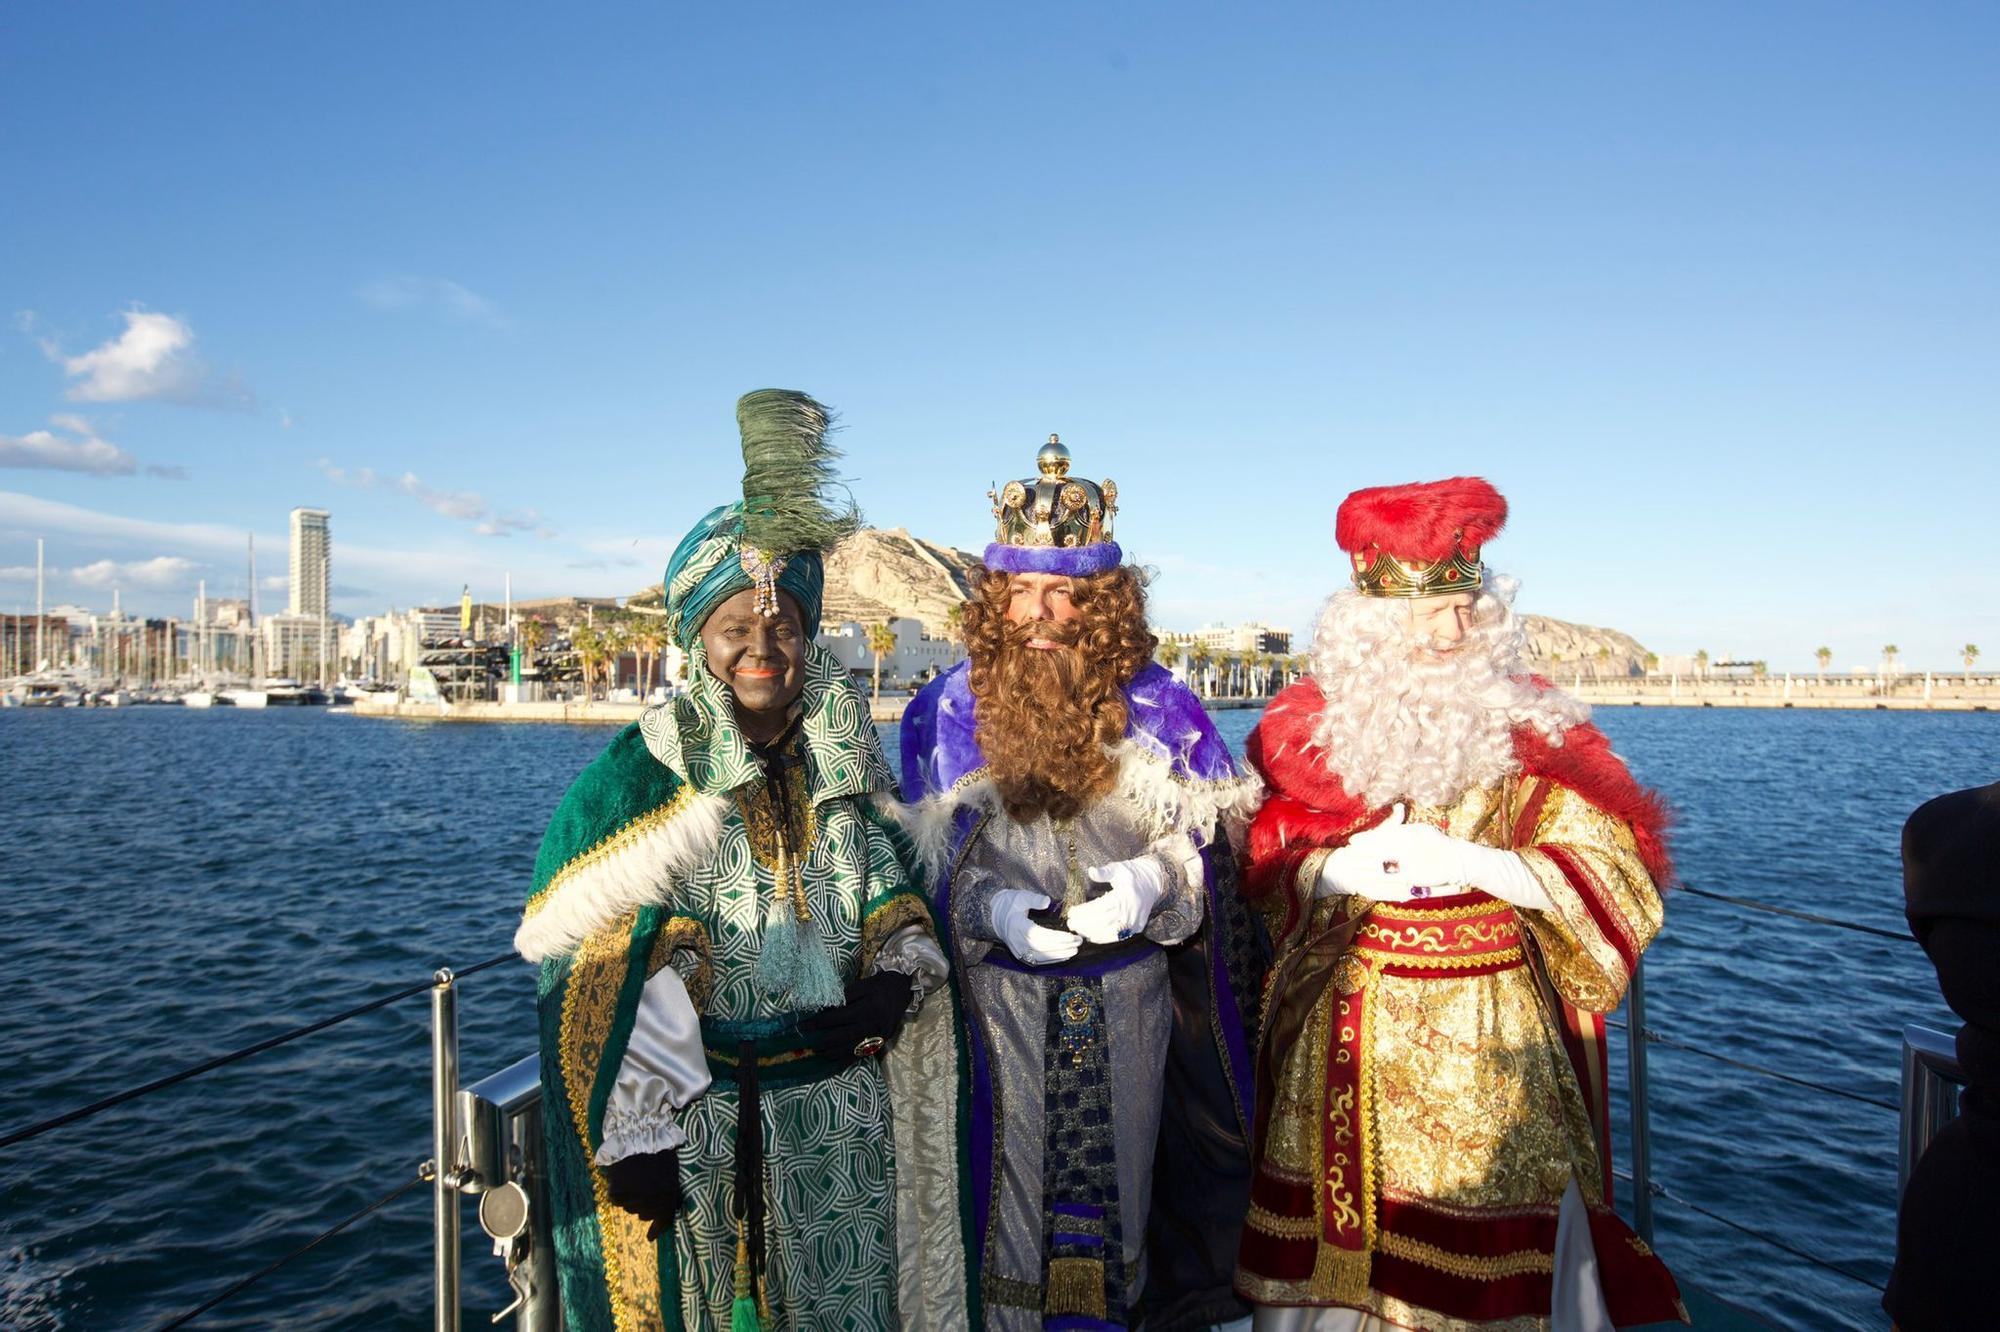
xmin=799 ymin=969 xmax=916 ymax=1058
xmin=603 ymin=1148 xmax=683 ymax=1241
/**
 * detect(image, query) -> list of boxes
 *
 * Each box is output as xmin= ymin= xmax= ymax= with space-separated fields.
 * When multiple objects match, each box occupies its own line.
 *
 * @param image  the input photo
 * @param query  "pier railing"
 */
xmin=1614 ymin=883 xmax=1965 ymax=1304
xmin=0 ymin=951 xmax=528 ymax=1331
xmin=1 ymin=881 xmax=1966 ymax=1328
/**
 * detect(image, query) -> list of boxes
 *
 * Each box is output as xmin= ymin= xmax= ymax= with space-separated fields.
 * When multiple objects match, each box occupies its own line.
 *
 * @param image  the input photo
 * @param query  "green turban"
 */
xmin=661 ymin=389 xmax=858 ymax=648
xmin=663 ymin=501 xmax=828 ymax=648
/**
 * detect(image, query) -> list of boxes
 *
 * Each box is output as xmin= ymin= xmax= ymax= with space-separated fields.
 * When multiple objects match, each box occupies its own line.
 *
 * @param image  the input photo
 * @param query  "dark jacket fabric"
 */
xmin=1885 ymin=782 xmax=2000 ymax=1331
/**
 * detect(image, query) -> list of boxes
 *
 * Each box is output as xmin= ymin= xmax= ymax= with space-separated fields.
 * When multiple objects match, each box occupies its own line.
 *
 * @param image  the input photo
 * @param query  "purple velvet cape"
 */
xmin=899 ymin=660 xmax=1262 ymax=1328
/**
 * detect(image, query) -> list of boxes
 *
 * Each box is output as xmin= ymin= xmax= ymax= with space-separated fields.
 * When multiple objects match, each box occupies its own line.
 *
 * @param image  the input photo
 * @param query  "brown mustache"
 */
xmin=1003 ymin=618 xmax=1081 ymax=649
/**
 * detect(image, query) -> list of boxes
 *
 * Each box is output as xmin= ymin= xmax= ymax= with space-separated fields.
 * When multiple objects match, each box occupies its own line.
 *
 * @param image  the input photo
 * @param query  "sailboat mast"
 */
xmin=35 ymin=537 xmax=45 ymax=672
xmin=247 ymin=534 xmax=258 ymax=682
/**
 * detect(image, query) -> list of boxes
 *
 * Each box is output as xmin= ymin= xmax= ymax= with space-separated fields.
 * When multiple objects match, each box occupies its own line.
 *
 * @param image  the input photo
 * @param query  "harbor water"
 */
xmin=0 ymin=704 xmax=1992 ymax=1330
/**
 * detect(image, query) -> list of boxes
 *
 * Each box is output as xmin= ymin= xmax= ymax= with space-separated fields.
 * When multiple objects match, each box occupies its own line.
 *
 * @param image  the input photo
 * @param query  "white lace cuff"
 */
xmin=594 ymin=1108 xmax=688 ymax=1165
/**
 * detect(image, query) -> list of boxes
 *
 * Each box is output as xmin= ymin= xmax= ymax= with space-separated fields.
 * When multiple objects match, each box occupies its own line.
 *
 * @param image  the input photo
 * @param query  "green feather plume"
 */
xmin=736 ymin=388 xmax=862 ymax=555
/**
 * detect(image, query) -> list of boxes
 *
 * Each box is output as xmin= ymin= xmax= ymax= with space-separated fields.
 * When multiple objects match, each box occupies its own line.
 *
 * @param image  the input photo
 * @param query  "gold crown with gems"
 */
xmin=988 ymin=436 xmax=1118 ymax=550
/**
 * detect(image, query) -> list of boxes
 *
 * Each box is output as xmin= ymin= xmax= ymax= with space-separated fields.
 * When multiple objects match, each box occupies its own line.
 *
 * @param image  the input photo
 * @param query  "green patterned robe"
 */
xmin=517 ymin=645 xmax=976 ymax=1331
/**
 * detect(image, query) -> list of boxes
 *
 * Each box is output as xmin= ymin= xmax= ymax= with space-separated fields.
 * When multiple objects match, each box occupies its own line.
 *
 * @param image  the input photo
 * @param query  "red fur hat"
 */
xmin=1335 ymin=476 xmax=1508 ymax=562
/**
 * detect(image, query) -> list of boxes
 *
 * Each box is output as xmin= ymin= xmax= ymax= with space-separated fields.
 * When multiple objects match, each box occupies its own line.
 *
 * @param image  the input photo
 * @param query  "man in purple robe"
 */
xmin=898 ymin=436 xmax=1266 ymax=1331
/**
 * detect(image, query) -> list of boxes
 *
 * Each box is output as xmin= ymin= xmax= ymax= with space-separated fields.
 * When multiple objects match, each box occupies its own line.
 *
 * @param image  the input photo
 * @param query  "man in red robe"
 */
xmin=1234 ymin=476 xmax=1686 ymax=1331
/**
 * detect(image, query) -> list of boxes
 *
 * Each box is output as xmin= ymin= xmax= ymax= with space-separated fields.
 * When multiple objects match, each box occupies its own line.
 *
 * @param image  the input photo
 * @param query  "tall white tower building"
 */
xmin=289 ymin=508 xmax=330 ymax=618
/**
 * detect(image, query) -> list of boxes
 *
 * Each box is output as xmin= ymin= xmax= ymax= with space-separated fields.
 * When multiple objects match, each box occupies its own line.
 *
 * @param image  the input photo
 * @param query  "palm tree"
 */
xmin=517 ymin=617 xmax=548 ymax=694
xmin=1882 ymin=644 xmax=1900 ymax=678
xmin=634 ymin=621 xmax=667 ymax=697
xmin=1814 ymin=645 xmax=1831 ymax=680
xmin=1965 ymin=644 xmax=1981 ymax=680
xmin=1694 ymin=649 xmax=1709 ymax=680
xmin=867 ymin=621 xmax=897 ymax=702
xmin=1594 ymin=646 xmax=1612 ymax=681
xmin=945 ymin=602 xmax=966 ymax=643
xmin=518 ymin=616 xmax=547 ymax=661
xmin=570 ymin=624 xmax=604 ymax=703
xmin=1189 ymin=644 xmax=1213 ymax=697
xmin=602 ymin=620 xmax=632 ymax=696
xmin=1642 ymin=652 xmax=1659 ymax=676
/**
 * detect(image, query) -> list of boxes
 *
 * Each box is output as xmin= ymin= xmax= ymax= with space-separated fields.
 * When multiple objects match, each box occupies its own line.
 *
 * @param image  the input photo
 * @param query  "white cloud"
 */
xmin=61 ymin=310 xmax=200 ymax=402
xmin=48 ymin=308 xmax=253 ymax=409
xmin=319 ymin=458 xmax=556 ymax=538
xmin=0 ymin=415 xmax=140 ymax=476
xmin=358 ymin=276 xmax=510 ymax=329
xmin=0 ymin=491 xmax=639 ymax=617
xmin=317 ymin=459 xmax=381 ymax=489
xmin=71 ymin=555 xmax=199 ymax=590
xmin=399 ymin=471 xmax=488 ymax=522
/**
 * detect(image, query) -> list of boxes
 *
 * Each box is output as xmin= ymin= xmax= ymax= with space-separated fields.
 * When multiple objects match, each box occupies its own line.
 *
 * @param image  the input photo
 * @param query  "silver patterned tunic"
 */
xmin=952 ymin=795 xmax=1205 ymax=1329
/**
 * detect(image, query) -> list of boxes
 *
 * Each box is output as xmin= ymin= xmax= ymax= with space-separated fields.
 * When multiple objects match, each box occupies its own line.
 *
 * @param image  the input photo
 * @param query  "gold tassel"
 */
xmin=730 ymin=1217 xmax=761 ymax=1330
xmin=1043 ymin=1256 xmax=1107 ymax=1318
xmin=780 ymin=837 xmax=812 ymax=922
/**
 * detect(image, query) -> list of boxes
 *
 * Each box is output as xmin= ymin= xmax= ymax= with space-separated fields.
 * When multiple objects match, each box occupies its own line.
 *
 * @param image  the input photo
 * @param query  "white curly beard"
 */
xmin=1306 ymin=574 xmax=1589 ymax=809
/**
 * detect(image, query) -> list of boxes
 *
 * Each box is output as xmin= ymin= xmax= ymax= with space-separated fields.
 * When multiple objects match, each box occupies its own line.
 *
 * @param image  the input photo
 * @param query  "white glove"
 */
xmin=1067 ymin=855 xmax=1168 ymax=944
xmin=990 ymin=889 xmax=1082 ymax=965
xmin=1320 ymin=805 xmax=1551 ymax=909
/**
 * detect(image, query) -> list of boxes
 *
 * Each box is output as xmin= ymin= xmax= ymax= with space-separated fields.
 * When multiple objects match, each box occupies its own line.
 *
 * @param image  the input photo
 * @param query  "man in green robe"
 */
xmin=515 ymin=390 xmax=975 ymax=1331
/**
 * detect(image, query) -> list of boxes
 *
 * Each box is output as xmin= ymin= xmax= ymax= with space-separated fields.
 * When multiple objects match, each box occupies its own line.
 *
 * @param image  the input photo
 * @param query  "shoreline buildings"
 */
xmin=260 ymin=507 xmax=333 ymax=684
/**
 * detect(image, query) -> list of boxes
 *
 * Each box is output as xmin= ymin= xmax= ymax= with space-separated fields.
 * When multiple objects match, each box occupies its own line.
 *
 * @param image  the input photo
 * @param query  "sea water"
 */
xmin=0 ymin=704 xmax=1991 ymax=1329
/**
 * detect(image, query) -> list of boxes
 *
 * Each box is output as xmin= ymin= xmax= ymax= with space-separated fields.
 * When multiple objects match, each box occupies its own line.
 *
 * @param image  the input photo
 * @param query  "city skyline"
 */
xmin=3 ymin=5 xmax=1996 ymax=672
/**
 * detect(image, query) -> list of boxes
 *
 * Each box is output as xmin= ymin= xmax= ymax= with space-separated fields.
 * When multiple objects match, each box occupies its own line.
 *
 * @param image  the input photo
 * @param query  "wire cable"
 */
xmin=0 ymin=951 xmax=517 ymax=1151
xmin=1653 ymin=1180 xmax=1888 ymax=1293
xmin=1644 ymin=1028 xmax=1899 ymax=1112
xmin=1604 ymin=1018 xmax=1898 ymax=1112
xmin=148 ymin=1168 xmax=429 ymax=1330
xmin=1679 ymin=884 xmax=1915 ymax=944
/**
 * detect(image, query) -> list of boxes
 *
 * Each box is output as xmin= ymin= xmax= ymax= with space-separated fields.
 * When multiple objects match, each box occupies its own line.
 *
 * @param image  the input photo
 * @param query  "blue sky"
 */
xmin=2 ymin=2 xmax=1995 ymax=672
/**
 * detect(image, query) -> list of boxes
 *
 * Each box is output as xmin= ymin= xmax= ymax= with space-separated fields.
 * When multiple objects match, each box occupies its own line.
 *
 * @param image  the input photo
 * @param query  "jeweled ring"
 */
xmin=1381 ymin=859 xmax=1401 ymax=874
xmin=853 ymin=1036 xmax=887 ymax=1058
xmin=1410 ymin=884 xmax=1431 ymax=900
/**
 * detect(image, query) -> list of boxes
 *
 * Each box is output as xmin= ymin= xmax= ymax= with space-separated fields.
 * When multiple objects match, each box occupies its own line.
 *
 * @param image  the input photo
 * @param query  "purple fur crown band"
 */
xmin=982 ymin=542 xmax=1124 ymax=577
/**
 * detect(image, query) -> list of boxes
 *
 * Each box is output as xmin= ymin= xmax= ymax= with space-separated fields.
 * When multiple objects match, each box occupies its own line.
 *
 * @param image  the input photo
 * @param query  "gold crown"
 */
xmin=1350 ymin=543 xmax=1484 ymax=598
xmin=987 ymin=435 xmax=1118 ymax=549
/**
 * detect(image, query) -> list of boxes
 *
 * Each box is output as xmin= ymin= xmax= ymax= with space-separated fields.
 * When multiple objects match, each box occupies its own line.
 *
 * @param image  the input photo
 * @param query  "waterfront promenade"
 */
xmin=349 ymin=694 xmax=921 ymax=724
xmin=346 ymin=672 xmax=1998 ymax=724
xmin=1564 ymin=673 xmax=1998 ymax=712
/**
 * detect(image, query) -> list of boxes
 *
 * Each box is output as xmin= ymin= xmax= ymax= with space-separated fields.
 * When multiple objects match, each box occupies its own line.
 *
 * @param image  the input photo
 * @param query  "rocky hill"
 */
xmin=630 ymin=527 xmax=1651 ymax=669
xmin=1520 ymin=616 xmax=1650 ymax=679
xmin=819 ymin=528 xmax=984 ymax=637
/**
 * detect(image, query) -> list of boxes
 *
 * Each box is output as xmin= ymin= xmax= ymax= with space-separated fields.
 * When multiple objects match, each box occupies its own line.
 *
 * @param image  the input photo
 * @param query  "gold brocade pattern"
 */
xmin=1377 ymin=1230 xmax=1555 ymax=1280
xmin=646 ymin=916 xmax=713 ymax=1012
xmin=1245 ymin=777 xmax=1665 ymax=1320
xmin=557 ymin=911 xmax=664 ymax=1331
xmin=1515 ymin=784 xmax=1661 ymax=1013
xmin=733 ymin=760 xmax=819 ymax=874
xmin=1369 ymin=972 xmax=1590 ymax=1209
xmin=856 ymin=892 xmax=932 ymax=977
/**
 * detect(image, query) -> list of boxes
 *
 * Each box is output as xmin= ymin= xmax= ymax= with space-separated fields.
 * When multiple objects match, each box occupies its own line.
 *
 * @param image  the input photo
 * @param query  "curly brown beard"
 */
xmin=961 ymin=566 xmax=1157 ymax=822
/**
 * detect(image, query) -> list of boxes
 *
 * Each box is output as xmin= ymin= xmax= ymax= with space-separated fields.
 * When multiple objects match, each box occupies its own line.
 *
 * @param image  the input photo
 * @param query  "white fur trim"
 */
xmin=878 ymin=742 xmax=1264 ymax=878
xmin=871 ymin=786 xmax=982 ymax=878
xmin=514 ymin=791 xmax=732 ymax=963
xmin=1108 ymin=743 xmax=1263 ymax=845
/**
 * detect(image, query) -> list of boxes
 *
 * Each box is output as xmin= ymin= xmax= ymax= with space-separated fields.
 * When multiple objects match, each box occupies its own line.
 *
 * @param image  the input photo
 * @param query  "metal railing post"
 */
xmin=1900 ymin=1024 xmax=1966 ymax=1199
xmin=1625 ymin=959 xmax=1655 ymax=1244
xmin=432 ymin=968 xmax=461 ymax=1332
